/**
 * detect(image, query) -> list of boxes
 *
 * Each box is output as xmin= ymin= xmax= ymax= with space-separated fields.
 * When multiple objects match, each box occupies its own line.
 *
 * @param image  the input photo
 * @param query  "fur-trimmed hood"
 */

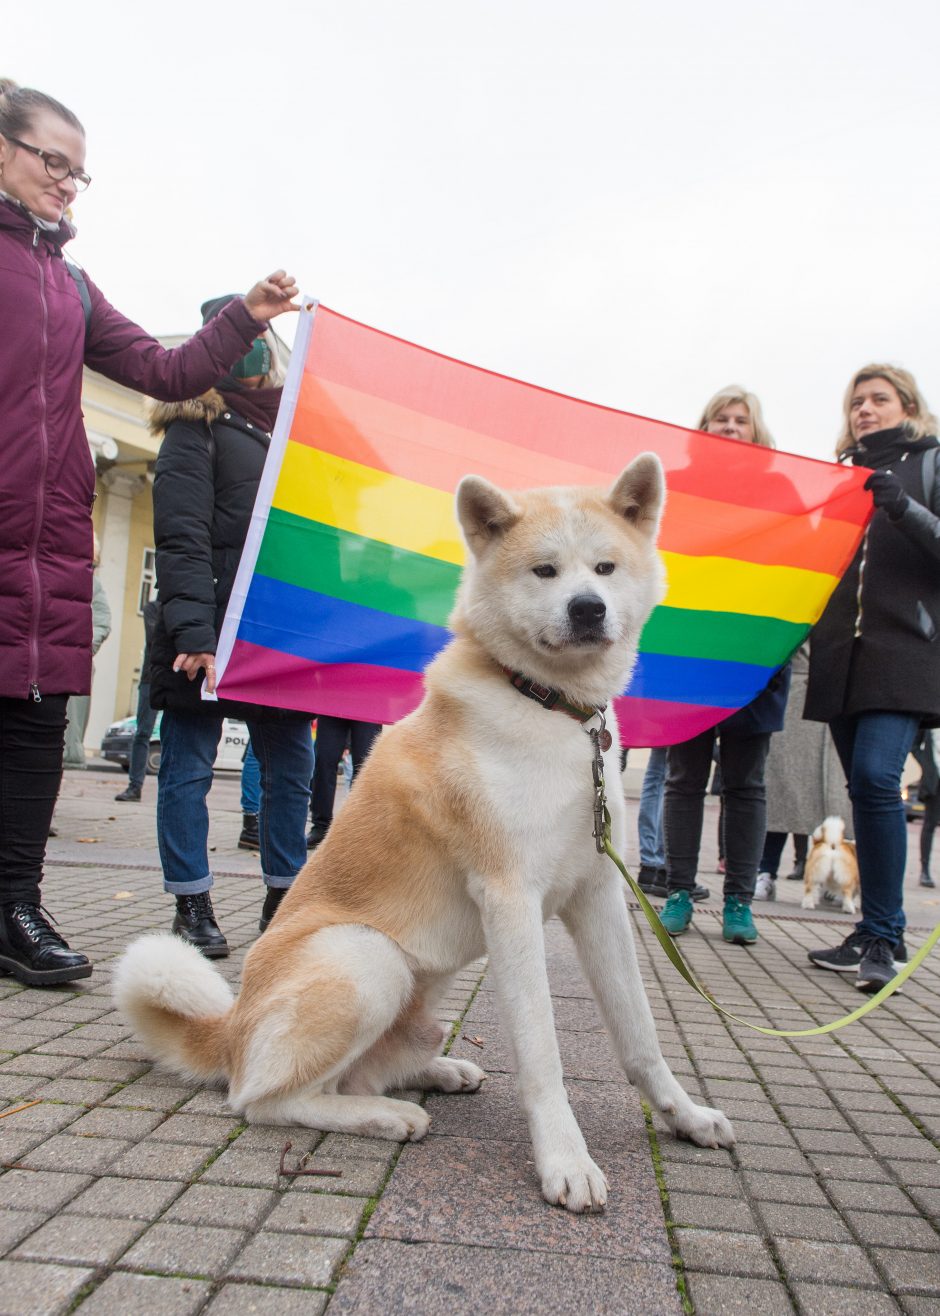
xmin=149 ymin=389 xmax=227 ymax=436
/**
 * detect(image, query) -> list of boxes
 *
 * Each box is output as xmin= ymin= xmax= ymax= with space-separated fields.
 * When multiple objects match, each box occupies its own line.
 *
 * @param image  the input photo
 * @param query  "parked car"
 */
xmin=101 ymin=713 xmax=250 ymax=774
xmin=902 ymin=779 xmax=925 ymax=823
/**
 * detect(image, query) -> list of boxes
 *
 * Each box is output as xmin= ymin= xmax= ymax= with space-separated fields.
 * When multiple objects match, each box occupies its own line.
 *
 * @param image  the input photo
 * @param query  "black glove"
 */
xmin=864 ymin=470 xmax=909 ymax=521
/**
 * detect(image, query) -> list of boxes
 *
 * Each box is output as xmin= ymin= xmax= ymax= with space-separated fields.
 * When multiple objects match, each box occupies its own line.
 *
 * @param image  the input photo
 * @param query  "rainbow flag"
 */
xmin=214 ymin=304 xmax=871 ymax=746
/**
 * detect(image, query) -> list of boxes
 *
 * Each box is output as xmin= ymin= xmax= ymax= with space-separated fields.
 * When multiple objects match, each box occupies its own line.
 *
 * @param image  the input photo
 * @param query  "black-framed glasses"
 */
xmin=3 ymin=135 xmax=91 ymax=191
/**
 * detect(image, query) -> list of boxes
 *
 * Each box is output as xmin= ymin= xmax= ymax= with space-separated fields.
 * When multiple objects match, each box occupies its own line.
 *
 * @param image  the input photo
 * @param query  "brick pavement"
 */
xmin=0 ymin=765 xmax=936 ymax=1314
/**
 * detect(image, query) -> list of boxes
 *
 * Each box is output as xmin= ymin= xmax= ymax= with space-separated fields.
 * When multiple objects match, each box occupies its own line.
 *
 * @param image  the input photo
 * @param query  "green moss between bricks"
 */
xmin=643 ymin=1103 xmax=694 ymax=1316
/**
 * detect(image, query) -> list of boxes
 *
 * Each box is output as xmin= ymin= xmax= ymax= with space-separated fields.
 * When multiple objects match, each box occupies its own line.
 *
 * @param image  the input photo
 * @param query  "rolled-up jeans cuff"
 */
xmin=163 ymin=874 xmax=214 ymax=896
xmin=263 ymin=873 xmax=296 ymax=890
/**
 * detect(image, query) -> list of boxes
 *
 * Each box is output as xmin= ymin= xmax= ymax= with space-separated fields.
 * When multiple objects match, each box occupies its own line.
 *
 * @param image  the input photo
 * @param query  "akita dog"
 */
xmin=114 ymin=453 xmax=733 ymax=1213
xmin=802 ymin=816 xmax=860 ymax=915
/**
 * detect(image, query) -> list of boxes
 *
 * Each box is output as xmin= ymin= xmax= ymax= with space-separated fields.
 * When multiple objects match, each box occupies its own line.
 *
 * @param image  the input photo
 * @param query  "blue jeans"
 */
xmin=157 ymin=711 xmax=314 ymax=894
xmin=829 ymin=711 xmax=919 ymax=943
xmin=638 ymin=746 xmax=667 ymax=867
xmin=128 ymin=682 xmax=158 ymax=791
xmin=240 ymin=741 xmax=261 ymax=815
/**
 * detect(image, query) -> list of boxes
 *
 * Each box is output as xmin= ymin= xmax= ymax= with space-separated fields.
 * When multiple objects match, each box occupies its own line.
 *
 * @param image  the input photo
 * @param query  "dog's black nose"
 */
xmin=568 ymin=594 xmax=607 ymax=629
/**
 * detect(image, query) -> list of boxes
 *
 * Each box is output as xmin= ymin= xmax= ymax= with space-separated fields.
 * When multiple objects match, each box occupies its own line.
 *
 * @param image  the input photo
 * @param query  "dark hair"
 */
xmin=0 ymin=78 xmax=85 ymax=138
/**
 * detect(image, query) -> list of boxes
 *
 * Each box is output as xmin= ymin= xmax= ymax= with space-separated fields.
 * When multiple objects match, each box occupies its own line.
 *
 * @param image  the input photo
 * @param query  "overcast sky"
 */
xmin=10 ymin=0 xmax=940 ymax=461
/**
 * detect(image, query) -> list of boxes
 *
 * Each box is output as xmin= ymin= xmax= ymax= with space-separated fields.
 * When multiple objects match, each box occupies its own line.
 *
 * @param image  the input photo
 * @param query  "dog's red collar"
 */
xmin=503 ymin=668 xmax=612 ymax=749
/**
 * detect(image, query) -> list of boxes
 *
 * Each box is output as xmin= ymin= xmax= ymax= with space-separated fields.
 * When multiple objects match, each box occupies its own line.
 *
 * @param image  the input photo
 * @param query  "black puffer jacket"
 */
xmin=149 ymin=389 xmax=302 ymax=721
xmin=805 ymin=427 xmax=940 ymax=726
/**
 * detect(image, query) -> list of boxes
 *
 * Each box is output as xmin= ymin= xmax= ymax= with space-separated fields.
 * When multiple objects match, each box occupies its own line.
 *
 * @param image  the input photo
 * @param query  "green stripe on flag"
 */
xmin=640 ymin=606 xmax=808 ymax=667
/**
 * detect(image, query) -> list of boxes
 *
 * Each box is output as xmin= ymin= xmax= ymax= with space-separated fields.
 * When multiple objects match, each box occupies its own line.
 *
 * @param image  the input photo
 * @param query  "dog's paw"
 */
xmin=418 ymin=1056 xmax=486 ymax=1093
xmin=842 ymin=899 xmax=856 ymax=915
xmin=539 ymin=1153 xmax=609 ymax=1213
xmin=801 ymin=894 xmax=816 ymax=910
xmin=667 ymin=1101 xmax=735 ymax=1150
xmin=357 ymin=1099 xmax=431 ymax=1142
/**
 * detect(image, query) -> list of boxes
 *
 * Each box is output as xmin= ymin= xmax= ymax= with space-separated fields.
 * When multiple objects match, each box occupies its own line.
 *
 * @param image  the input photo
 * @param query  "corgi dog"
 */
xmin=802 ymin=816 xmax=860 ymax=915
xmin=114 ymin=454 xmax=734 ymax=1214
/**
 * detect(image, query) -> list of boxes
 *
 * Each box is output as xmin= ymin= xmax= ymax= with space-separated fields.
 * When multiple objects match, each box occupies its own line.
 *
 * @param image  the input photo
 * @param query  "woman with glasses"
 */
xmin=0 ymin=78 xmax=299 ymax=987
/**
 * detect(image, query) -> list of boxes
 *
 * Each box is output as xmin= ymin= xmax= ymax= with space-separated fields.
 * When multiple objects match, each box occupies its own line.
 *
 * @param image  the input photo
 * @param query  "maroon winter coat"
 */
xmin=0 ymin=196 xmax=263 ymax=699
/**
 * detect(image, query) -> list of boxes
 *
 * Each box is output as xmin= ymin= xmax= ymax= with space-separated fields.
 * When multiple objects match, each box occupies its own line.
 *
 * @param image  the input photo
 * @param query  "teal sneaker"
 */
xmin=660 ymin=889 xmax=694 ymax=937
xmin=723 ymin=896 xmax=758 ymax=945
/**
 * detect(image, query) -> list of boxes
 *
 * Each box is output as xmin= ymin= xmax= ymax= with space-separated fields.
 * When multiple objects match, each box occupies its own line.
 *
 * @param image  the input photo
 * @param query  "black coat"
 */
xmin=149 ymin=389 xmax=304 ymax=722
xmin=805 ymin=427 xmax=940 ymax=726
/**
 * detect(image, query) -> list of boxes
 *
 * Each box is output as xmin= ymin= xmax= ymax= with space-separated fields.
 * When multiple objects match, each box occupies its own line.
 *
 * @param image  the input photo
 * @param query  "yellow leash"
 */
xmin=602 ymin=807 xmax=940 ymax=1038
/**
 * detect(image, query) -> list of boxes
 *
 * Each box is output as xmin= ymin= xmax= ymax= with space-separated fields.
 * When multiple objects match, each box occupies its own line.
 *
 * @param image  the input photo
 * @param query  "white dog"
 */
xmin=114 ymin=454 xmax=734 ymax=1214
xmin=802 ymin=816 xmax=860 ymax=914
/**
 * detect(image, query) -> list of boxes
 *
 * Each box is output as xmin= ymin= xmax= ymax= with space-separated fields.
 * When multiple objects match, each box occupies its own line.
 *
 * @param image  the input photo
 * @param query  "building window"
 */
xmin=139 ymin=548 xmax=157 ymax=614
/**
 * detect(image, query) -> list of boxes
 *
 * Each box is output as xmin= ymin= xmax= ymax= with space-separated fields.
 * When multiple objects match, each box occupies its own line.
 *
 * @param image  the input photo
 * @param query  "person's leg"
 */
xmin=117 ymin=682 xmax=156 ymax=800
xmin=348 ymin=721 xmax=381 ymax=778
xmin=63 ymin=695 xmax=89 ymax=768
xmin=788 ymin=832 xmax=808 ymax=879
xmin=638 ymin=746 xmax=667 ymax=871
xmin=661 ymin=731 xmax=714 ymax=934
xmin=238 ymin=741 xmax=261 ymax=850
xmin=920 ymin=797 xmax=940 ymax=885
xmin=309 ymin=716 xmax=348 ymax=844
xmin=156 ymin=711 xmax=228 ymax=956
xmin=759 ymin=831 xmax=787 ymax=879
xmin=719 ymin=732 xmax=770 ymax=900
xmin=249 ymin=717 xmax=314 ymax=919
xmin=0 ymin=694 xmax=91 ymax=984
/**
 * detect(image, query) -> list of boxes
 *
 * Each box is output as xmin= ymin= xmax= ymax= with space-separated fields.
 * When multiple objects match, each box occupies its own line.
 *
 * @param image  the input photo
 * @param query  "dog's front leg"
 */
xmin=561 ymin=873 xmax=734 ymax=1150
xmin=480 ymin=886 xmax=608 ymax=1213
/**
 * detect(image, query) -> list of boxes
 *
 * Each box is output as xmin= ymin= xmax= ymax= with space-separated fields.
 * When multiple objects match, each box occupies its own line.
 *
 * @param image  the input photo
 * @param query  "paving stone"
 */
xmin=732 ymin=1144 xmax=810 ymax=1174
xmin=17 ymin=1078 xmax=118 ymax=1106
xmin=263 ymin=1191 xmax=368 ymax=1238
xmin=148 ymin=1112 xmax=243 ymax=1145
xmin=873 ymin=1248 xmax=940 ymax=1294
xmin=0 ymin=1169 xmax=91 ymax=1213
xmin=64 ymin=1175 xmax=185 ymax=1220
xmin=825 ymin=1180 xmax=920 ymax=1215
xmin=0 ymin=1102 xmax=84 ymax=1136
xmin=287 ymin=1156 xmax=391 ymax=1198
xmin=18 ymin=1132 xmax=131 ymax=1176
xmin=810 ymin=1155 xmax=893 ymax=1184
xmin=675 ymin=1228 xmax=777 ymax=1278
xmin=63 ymin=1057 xmax=148 ymax=1082
xmin=910 ymin=1187 xmax=940 ymax=1217
xmin=0 ymin=1210 xmax=48 ymax=1257
xmin=328 ymin=1238 xmax=681 ymax=1315
xmin=758 ymin=1200 xmax=852 ymax=1242
xmin=67 ymin=1107 xmax=164 ymax=1139
xmin=658 ymin=1164 xmax=740 ymax=1197
xmin=845 ymin=1211 xmax=940 ymax=1249
xmin=223 ymin=1124 xmax=320 ymax=1155
xmin=226 ymin=1230 xmax=348 ymax=1286
xmin=902 ymin=1298 xmax=940 ymax=1315
xmin=78 ymin=1270 xmax=212 ymax=1314
xmin=743 ymin=1171 xmax=829 ymax=1207
xmin=206 ymin=1285 xmax=329 ymax=1315
xmin=199 ymin=1147 xmax=282 ymax=1189
xmin=11 ymin=1212 xmax=145 ymax=1265
xmin=684 ymin=1272 xmax=793 ymax=1314
xmin=668 ymin=1192 xmax=759 ymax=1233
xmin=0 ymin=1055 xmax=74 ymax=1078
xmin=0 ymin=1259 xmax=95 ymax=1315
xmin=791 ymin=1127 xmax=869 ymax=1155
xmin=121 ymin=1220 xmax=248 ymax=1278
xmin=107 ymin=1139 xmax=214 ymax=1180
xmin=102 ymin=1083 xmax=195 ymax=1110
xmin=774 ymin=1237 xmax=881 ymax=1286
xmin=157 ymin=1184 xmax=275 ymax=1233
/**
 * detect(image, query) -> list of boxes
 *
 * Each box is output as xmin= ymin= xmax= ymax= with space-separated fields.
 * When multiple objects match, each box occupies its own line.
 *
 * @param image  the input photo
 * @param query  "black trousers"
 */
xmin=0 ymin=694 xmax=68 ymax=905
xmin=310 ymin=716 xmax=381 ymax=833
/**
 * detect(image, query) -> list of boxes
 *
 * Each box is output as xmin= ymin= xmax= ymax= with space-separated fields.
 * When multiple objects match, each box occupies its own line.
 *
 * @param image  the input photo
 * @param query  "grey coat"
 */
xmin=764 ymin=646 xmax=852 ymax=837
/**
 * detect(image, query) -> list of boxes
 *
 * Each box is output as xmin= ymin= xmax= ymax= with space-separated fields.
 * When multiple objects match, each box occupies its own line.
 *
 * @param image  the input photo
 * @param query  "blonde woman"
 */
xmin=659 ymin=387 xmax=790 ymax=946
xmin=806 ymin=366 xmax=940 ymax=993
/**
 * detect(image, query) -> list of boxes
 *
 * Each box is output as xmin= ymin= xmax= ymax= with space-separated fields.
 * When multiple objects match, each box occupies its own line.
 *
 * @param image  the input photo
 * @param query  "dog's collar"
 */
xmin=503 ymin=668 xmax=612 ymax=749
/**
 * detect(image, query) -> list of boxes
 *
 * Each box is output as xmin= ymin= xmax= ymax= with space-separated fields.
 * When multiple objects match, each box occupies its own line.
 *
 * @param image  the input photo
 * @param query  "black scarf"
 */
xmin=218 ymin=382 xmax=282 ymax=435
xmin=846 ymin=425 xmax=938 ymax=471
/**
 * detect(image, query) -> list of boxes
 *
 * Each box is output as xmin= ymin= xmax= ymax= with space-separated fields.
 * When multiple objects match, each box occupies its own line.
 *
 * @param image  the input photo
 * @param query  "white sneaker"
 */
xmin=754 ymin=871 xmax=776 ymax=901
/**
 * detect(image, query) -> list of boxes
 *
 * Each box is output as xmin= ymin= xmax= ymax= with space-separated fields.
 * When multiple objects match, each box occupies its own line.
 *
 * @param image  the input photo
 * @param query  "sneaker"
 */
xmin=809 ymin=931 xmax=907 ymax=973
xmin=638 ymin=864 xmax=668 ymax=896
xmin=691 ymin=882 xmax=710 ymax=903
xmin=659 ymin=890 xmax=694 ymax=936
xmin=259 ymin=885 xmax=287 ymax=933
xmin=723 ymin=896 xmax=758 ymax=945
xmin=0 ymin=903 xmax=93 ymax=986
xmin=114 ymin=784 xmax=142 ymax=802
xmin=920 ymin=870 xmax=936 ymax=888
xmin=172 ymin=893 xmax=229 ymax=959
xmin=754 ymin=872 xmax=776 ymax=901
xmin=856 ymin=937 xmax=899 ymax=993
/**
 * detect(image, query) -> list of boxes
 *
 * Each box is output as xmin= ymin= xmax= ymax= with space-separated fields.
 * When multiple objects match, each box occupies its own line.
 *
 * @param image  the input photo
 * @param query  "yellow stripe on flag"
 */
xmin=661 ymin=552 xmax=836 ymax=623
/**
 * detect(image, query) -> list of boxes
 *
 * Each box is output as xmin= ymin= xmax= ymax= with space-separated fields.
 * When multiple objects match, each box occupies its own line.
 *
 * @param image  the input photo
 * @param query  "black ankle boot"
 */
xmin=172 ymin=893 xmax=229 ymax=958
xmin=238 ymin=813 xmax=260 ymax=851
xmin=259 ymin=885 xmax=287 ymax=933
xmin=0 ymin=903 xmax=93 ymax=986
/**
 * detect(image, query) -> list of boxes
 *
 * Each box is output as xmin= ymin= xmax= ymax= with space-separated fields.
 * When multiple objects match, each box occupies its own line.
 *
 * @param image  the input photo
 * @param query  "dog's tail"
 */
xmin=113 ymin=933 xmax=235 ymax=1083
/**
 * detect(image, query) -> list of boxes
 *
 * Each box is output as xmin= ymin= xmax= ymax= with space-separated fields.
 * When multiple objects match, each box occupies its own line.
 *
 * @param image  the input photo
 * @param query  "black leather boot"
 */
xmin=0 ymin=903 xmax=93 ymax=986
xmin=238 ymin=813 xmax=260 ymax=851
xmin=115 ymin=784 xmax=142 ymax=802
xmin=259 ymin=885 xmax=287 ymax=933
xmin=172 ymin=893 xmax=229 ymax=958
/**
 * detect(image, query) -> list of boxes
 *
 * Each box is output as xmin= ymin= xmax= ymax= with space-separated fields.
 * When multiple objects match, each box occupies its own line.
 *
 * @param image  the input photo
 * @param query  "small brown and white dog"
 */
xmin=802 ymin=816 xmax=860 ymax=915
xmin=114 ymin=454 xmax=733 ymax=1214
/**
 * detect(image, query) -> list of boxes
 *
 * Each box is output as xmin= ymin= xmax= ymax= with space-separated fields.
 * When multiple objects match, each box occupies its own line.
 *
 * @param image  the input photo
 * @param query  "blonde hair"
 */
xmin=697 ymin=386 xmax=775 ymax=449
xmin=836 ymin=364 xmax=938 ymax=457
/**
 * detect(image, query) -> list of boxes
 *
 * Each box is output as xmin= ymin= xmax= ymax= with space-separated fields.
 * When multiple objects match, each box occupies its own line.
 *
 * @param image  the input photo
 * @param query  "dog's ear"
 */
xmin=456 ymin=476 xmax=521 ymax=552
xmin=607 ymin=453 xmax=665 ymax=540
